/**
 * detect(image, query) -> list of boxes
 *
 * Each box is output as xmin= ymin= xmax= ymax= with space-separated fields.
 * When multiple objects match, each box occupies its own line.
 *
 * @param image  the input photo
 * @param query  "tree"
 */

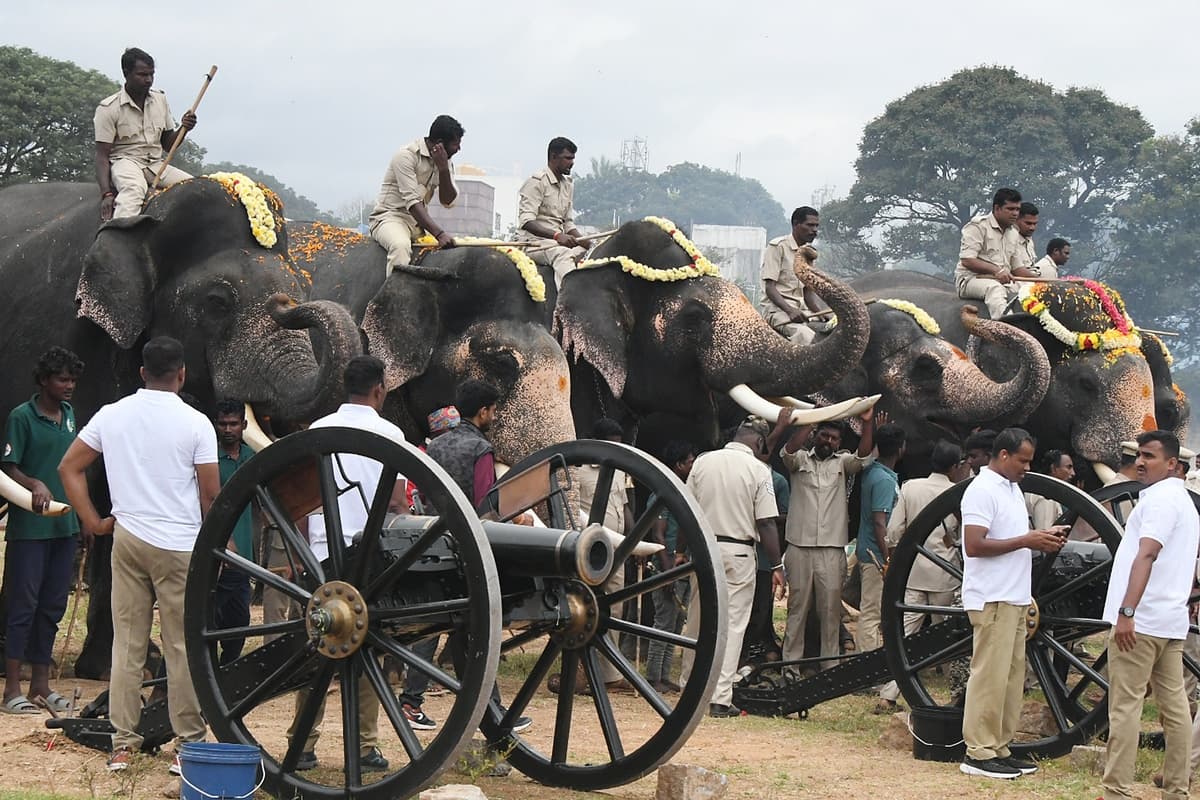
xmin=200 ymin=160 xmax=331 ymax=221
xmin=0 ymin=47 xmax=118 ymax=185
xmin=843 ymin=66 xmax=1152 ymax=274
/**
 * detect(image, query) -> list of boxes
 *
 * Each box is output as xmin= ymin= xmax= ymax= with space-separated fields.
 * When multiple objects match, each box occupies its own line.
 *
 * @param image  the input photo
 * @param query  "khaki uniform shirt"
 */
xmin=954 ymin=213 xmax=1020 ymax=286
xmin=576 ymin=464 xmax=631 ymax=534
xmin=93 ymin=88 xmax=175 ymax=167
xmin=759 ymin=234 xmax=809 ymax=317
xmin=369 ymin=138 xmax=456 ymax=229
xmin=887 ymin=472 xmax=959 ymax=593
xmin=781 ymin=446 xmax=872 ymax=548
xmin=1030 ymin=254 xmax=1060 ymax=280
xmin=516 ymin=166 xmax=574 ymax=237
xmin=1025 ymin=492 xmax=1063 ymax=531
xmin=686 ymin=442 xmax=776 ymax=542
xmin=1012 ymin=235 xmax=1037 ymax=272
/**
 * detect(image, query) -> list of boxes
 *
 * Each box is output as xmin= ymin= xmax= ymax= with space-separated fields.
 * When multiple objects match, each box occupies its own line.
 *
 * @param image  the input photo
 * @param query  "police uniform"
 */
xmin=1030 ymin=254 xmax=1060 ymax=280
xmin=955 ymin=213 xmax=1021 ymax=319
xmin=759 ymin=234 xmax=815 ymax=344
xmin=1012 ymin=234 xmax=1037 ymax=273
xmin=516 ymin=166 xmax=581 ymax=287
xmin=94 ymin=88 xmax=192 ymax=218
xmin=368 ymin=138 xmax=457 ymax=274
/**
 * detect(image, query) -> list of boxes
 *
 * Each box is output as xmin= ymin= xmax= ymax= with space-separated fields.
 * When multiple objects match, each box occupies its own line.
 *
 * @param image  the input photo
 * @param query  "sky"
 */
xmin=6 ymin=1 xmax=1197 ymax=215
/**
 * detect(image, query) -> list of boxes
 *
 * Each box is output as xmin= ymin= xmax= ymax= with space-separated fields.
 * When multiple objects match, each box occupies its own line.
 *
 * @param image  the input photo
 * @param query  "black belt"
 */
xmin=715 ymin=535 xmax=755 ymax=547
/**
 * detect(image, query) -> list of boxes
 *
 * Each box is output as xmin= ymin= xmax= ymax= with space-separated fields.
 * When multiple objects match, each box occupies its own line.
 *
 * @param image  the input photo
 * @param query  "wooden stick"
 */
xmin=525 ymin=229 xmax=619 ymax=254
xmin=1011 ymin=276 xmax=1085 ymax=284
xmin=54 ymin=552 xmax=89 ymax=680
xmin=1139 ymin=327 xmax=1180 ymax=337
xmin=147 ymin=65 xmax=218 ymax=196
xmin=448 ymin=239 xmax=539 ymax=248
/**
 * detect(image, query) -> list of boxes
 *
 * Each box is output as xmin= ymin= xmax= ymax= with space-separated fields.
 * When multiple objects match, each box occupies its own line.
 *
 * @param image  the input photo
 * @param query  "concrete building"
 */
xmin=690 ymin=224 xmax=767 ymax=305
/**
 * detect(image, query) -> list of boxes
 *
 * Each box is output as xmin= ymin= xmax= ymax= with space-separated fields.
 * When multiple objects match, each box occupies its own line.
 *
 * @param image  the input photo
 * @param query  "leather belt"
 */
xmin=715 ymin=535 xmax=755 ymax=547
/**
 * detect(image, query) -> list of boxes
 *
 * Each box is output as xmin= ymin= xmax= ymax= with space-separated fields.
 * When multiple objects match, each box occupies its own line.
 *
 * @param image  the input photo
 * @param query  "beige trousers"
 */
xmin=600 ymin=566 xmax=626 ymax=684
xmin=529 ymin=243 xmax=583 ymax=289
xmin=289 ymin=675 xmax=380 ymax=754
xmin=711 ymin=542 xmax=758 ymax=706
xmin=370 ymin=214 xmax=420 ymax=274
xmin=782 ymin=546 xmax=846 ymax=670
xmin=856 ymin=561 xmax=885 ymax=654
xmin=1102 ymin=631 xmax=1190 ymax=799
xmin=956 ymin=275 xmax=1017 ymax=320
xmin=262 ymin=529 xmax=302 ymax=639
xmin=680 ymin=573 xmax=700 ymax=688
xmin=110 ymin=159 xmax=191 ymax=219
xmin=879 ymin=587 xmax=956 ymax=702
xmin=109 ymin=525 xmax=206 ymax=751
xmin=762 ymin=306 xmax=816 ymax=344
xmin=962 ymin=601 xmax=1027 ymax=761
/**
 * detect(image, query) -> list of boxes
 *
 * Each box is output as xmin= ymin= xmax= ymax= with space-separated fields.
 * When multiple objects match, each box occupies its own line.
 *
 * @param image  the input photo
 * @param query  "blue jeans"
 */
xmin=4 ymin=537 xmax=77 ymax=664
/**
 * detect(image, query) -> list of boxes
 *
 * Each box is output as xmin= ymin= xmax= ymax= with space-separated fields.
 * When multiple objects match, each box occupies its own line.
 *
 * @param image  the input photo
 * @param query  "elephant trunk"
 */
xmin=950 ymin=306 xmax=1052 ymax=423
xmin=703 ymin=256 xmax=871 ymax=397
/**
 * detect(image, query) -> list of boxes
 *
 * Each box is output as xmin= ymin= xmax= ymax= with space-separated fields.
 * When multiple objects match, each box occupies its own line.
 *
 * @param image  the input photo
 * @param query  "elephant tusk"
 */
xmin=727 ymin=384 xmax=880 ymax=426
xmin=1092 ymin=461 xmax=1118 ymax=485
xmin=243 ymin=404 xmax=274 ymax=452
xmin=0 ymin=470 xmax=71 ymax=516
xmin=495 ymin=462 xmax=511 ymax=480
xmin=766 ymin=395 xmax=816 ymax=411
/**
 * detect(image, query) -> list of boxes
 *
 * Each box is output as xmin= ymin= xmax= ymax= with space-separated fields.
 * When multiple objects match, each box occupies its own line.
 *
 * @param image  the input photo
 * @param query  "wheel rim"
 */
xmin=477 ymin=439 xmax=727 ymax=790
xmin=185 ymin=427 xmax=500 ymax=800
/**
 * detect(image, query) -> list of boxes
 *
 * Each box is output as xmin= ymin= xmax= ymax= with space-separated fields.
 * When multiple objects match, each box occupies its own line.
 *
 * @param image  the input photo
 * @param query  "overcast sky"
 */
xmin=6 ymin=1 xmax=1196 ymax=214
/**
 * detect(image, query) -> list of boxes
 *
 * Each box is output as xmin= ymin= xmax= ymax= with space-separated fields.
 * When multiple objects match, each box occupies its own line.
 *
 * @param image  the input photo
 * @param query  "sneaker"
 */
xmin=709 ymin=703 xmax=742 ymax=718
xmin=107 ymin=748 xmax=132 ymax=772
xmin=168 ymin=753 xmax=182 ymax=776
xmin=295 ymin=751 xmax=318 ymax=771
xmin=360 ymin=747 xmax=388 ymax=772
xmin=511 ymin=715 xmax=533 ymax=734
xmin=402 ymin=703 xmax=437 ymax=731
xmin=1002 ymin=756 xmax=1038 ymax=775
xmin=959 ymin=756 xmax=1021 ymax=779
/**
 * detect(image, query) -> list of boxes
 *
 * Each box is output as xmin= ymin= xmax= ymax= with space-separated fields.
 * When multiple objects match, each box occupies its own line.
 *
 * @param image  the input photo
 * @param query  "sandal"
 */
xmin=2 ymin=695 xmax=41 ymax=715
xmin=39 ymin=692 xmax=71 ymax=712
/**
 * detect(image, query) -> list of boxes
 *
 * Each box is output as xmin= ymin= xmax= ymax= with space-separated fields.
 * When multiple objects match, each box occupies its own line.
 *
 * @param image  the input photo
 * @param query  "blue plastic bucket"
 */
xmin=179 ymin=742 xmax=263 ymax=800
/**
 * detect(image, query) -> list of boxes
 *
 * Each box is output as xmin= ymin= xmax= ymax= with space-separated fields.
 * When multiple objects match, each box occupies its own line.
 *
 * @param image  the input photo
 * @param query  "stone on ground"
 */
xmin=878 ymin=712 xmax=913 ymax=751
xmin=420 ymin=784 xmax=488 ymax=800
xmin=656 ymin=763 xmax=729 ymax=800
xmin=1068 ymin=744 xmax=1107 ymax=774
xmin=1018 ymin=700 xmax=1057 ymax=738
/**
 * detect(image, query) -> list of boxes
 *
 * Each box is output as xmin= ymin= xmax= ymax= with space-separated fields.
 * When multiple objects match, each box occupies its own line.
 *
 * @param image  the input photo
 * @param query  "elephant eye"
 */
xmin=1077 ymin=374 xmax=1100 ymax=396
xmin=911 ymin=353 xmax=944 ymax=382
xmin=203 ymin=290 xmax=233 ymax=316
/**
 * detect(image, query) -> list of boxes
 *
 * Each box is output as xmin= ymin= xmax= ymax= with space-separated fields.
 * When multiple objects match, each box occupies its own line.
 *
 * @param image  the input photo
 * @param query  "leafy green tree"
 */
xmin=200 ymin=160 xmax=332 ymax=221
xmin=843 ymin=66 xmax=1152 ymax=274
xmin=0 ymin=47 xmax=118 ymax=185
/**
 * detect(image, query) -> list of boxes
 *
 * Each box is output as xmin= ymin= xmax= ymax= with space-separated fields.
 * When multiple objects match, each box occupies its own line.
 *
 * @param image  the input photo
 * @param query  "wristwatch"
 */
xmin=1118 ymin=606 xmax=1136 ymax=618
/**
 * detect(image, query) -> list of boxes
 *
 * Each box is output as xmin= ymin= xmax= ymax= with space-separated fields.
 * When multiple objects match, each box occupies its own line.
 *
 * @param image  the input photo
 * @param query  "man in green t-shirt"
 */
xmin=213 ymin=400 xmax=255 ymax=664
xmin=1 ymin=347 xmax=84 ymax=714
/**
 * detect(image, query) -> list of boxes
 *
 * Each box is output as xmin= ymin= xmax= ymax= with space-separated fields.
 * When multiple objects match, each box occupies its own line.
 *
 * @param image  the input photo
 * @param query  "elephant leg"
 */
xmin=74 ymin=535 xmax=114 ymax=680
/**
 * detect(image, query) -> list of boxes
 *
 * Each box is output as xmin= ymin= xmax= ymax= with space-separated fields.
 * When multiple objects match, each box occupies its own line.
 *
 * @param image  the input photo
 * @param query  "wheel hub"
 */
xmin=1026 ymin=600 xmax=1040 ymax=641
xmin=306 ymin=580 xmax=369 ymax=659
xmin=554 ymin=580 xmax=599 ymax=650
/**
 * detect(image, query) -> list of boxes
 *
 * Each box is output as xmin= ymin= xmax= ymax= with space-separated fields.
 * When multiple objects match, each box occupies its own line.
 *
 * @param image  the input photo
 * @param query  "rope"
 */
xmin=904 ymin=710 xmax=965 ymax=749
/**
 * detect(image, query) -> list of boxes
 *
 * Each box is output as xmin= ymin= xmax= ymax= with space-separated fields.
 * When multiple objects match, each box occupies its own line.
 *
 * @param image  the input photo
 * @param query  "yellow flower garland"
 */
xmin=878 ymin=299 xmax=940 ymax=336
xmin=577 ymin=216 xmax=721 ymax=281
xmin=414 ymin=234 xmax=546 ymax=302
xmin=205 ymin=172 xmax=278 ymax=249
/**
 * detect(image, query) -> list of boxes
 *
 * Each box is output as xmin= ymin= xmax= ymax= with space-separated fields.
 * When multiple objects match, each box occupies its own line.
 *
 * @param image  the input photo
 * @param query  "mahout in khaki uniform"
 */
xmin=517 ymin=137 xmax=586 ymax=288
xmin=760 ymin=206 xmax=829 ymax=344
xmin=955 ymin=188 xmax=1027 ymax=319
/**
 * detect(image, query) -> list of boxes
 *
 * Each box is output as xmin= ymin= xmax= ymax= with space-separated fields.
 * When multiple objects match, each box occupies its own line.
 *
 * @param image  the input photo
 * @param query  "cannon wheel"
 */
xmin=882 ymin=473 xmax=1129 ymax=759
xmin=478 ymin=439 xmax=727 ymax=790
xmin=185 ymin=427 xmax=501 ymax=800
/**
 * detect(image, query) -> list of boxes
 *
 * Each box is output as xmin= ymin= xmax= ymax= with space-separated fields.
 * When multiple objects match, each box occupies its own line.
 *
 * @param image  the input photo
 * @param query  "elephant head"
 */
xmin=1141 ymin=333 xmax=1190 ymax=443
xmin=554 ymin=219 xmax=872 ymax=439
xmin=361 ymin=247 xmax=575 ymax=465
xmin=76 ymin=177 xmax=362 ymax=427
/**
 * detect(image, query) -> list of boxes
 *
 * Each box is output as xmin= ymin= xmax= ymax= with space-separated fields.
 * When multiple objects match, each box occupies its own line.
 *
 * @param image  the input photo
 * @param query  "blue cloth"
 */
xmin=4 ymin=537 xmax=77 ymax=663
xmin=856 ymin=461 xmax=899 ymax=567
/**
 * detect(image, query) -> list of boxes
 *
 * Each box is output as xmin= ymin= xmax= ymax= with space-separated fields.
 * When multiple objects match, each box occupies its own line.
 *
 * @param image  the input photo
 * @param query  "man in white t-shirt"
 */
xmin=58 ymin=337 xmax=219 ymax=773
xmin=958 ymin=428 xmax=1067 ymax=780
xmin=1100 ymin=430 xmax=1199 ymax=800
xmin=287 ymin=355 xmax=411 ymax=773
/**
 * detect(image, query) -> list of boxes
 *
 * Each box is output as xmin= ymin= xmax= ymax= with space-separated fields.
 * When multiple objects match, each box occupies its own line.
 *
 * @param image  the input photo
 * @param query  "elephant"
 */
xmin=848 ymin=271 xmax=1188 ymax=480
xmin=0 ymin=179 xmax=363 ymax=677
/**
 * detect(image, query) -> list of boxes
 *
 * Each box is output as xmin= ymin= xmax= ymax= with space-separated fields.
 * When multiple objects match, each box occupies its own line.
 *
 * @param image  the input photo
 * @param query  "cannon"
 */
xmin=49 ymin=430 xmax=727 ymax=800
xmin=735 ymin=475 xmax=1200 ymax=758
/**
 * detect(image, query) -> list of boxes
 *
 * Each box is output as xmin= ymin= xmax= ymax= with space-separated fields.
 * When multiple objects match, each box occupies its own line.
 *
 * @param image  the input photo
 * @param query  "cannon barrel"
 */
xmin=482 ymin=521 xmax=614 ymax=587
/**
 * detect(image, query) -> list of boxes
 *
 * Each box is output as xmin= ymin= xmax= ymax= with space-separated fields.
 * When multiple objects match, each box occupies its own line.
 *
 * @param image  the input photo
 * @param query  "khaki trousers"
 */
xmin=289 ymin=675 xmax=380 ymax=754
xmin=369 ymin=214 xmax=420 ymax=274
xmin=680 ymin=573 xmax=700 ymax=688
xmin=529 ymin=243 xmax=583 ymax=289
xmin=880 ymin=587 xmax=956 ymax=702
xmin=262 ymin=529 xmax=302 ymax=639
xmin=110 ymin=159 xmax=191 ymax=219
xmin=783 ymin=546 xmax=845 ymax=670
xmin=710 ymin=542 xmax=757 ymax=706
xmin=962 ymin=601 xmax=1026 ymax=761
xmin=109 ymin=525 xmax=206 ymax=751
xmin=956 ymin=275 xmax=1017 ymax=320
xmin=762 ymin=306 xmax=816 ymax=344
xmin=1102 ymin=632 xmax=1190 ymax=800
xmin=856 ymin=561 xmax=884 ymax=654
xmin=600 ymin=566 xmax=626 ymax=684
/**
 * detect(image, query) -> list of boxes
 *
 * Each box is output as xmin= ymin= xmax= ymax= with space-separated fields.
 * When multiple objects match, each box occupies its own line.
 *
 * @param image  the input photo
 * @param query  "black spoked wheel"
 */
xmin=477 ymin=439 xmax=726 ymax=790
xmin=883 ymin=473 xmax=1128 ymax=759
xmin=185 ymin=427 xmax=501 ymax=800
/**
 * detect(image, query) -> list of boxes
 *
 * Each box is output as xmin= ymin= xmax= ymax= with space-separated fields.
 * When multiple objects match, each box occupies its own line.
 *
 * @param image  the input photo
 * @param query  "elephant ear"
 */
xmin=554 ymin=265 xmax=633 ymax=398
xmin=75 ymin=215 xmax=159 ymax=348
xmin=362 ymin=277 xmax=439 ymax=391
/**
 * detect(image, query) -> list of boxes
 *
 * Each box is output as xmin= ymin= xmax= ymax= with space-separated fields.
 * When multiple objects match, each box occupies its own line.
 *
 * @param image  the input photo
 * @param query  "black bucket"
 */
xmin=910 ymin=705 xmax=965 ymax=762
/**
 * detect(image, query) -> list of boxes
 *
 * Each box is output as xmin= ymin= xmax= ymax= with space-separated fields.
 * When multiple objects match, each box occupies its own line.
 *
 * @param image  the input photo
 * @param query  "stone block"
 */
xmin=655 ymin=764 xmax=729 ymax=800
xmin=420 ymin=784 xmax=488 ymax=800
xmin=1018 ymin=701 xmax=1057 ymax=738
xmin=1068 ymin=744 xmax=1107 ymax=775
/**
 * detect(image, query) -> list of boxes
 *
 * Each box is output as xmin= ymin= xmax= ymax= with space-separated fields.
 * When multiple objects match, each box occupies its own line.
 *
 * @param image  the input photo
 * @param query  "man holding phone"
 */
xmin=958 ymin=428 xmax=1067 ymax=780
xmin=368 ymin=115 xmax=463 ymax=274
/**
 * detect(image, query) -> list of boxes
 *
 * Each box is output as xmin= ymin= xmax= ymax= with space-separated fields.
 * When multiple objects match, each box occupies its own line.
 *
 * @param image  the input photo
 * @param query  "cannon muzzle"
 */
xmin=484 ymin=521 xmax=614 ymax=587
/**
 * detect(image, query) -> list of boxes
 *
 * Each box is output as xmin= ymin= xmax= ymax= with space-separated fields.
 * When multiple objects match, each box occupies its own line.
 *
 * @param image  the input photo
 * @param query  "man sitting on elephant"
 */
xmin=94 ymin=47 xmax=197 ymax=221
xmin=368 ymin=115 xmax=462 ymax=274
xmin=760 ymin=206 xmax=826 ymax=344
xmin=955 ymin=188 xmax=1037 ymax=319
xmin=1032 ymin=237 xmax=1070 ymax=280
xmin=517 ymin=137 xmax=587 ymax=288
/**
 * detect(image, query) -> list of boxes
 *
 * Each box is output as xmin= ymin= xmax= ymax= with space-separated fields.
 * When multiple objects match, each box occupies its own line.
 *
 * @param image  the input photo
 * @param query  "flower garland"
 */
xmin=205 ymin=172 xmax=278 ymax=248
xmin=577 ymin=216 xmax=721 ymax=282
xmin=414 ymin=235 xmax=545 ymax=302
xmin=1072 ymin=277 xmax=1134 ymax=334
xmin=879 ymin=299 xmax=940 ymax=336
xmin=1018 ymin=281 xmax=1141 ymax=352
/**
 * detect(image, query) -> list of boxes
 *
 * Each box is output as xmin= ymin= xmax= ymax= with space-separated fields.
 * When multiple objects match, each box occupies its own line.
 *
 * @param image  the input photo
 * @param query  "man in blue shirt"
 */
xmin=855 ymin=424 xmax=906 ymax=656
xmin=213 ymin=400 xmax=255 ymax=665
